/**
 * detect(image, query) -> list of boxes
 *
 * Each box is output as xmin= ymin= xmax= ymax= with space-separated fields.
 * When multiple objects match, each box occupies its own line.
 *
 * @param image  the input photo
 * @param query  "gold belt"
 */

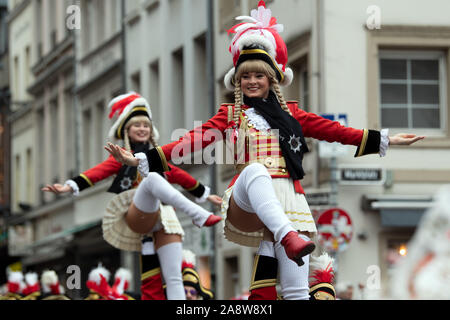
xmin=235 ymin=157 xmax=287 ymax=174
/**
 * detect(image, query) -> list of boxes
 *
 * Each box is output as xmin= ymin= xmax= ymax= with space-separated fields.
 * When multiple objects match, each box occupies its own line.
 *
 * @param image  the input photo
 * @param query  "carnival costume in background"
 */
xmin=390 ymin=185 xmax=450 ymax=300
xmin=40 ymin=270 xmax=71 ymax=300
xmin=182 ymin=249 xmax=214 ymax=300
xmin=0 ymin=271 xmax=25 ymax=300
xmin=20 ymin=272 xmax=41 ymax=300
xmin=308 ymin=253 xmax=336 ymax=300
xmin=61 ymin=93 xmax=220 ymax=300
xmin=137 ymin=1 xmax=390 ymax=300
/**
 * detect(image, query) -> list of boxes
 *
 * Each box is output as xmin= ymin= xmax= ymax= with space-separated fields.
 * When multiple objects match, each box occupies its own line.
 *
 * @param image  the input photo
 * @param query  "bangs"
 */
xmin=125 ymin=115 xmax=151 ymax=129
xmin=235 ymin=60 xmax=276 ymax=82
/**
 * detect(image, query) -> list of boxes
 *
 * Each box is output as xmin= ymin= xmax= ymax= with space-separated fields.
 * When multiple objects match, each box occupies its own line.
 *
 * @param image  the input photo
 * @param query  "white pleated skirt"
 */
xmin=102 ymin=189 xmax=185 ymax=252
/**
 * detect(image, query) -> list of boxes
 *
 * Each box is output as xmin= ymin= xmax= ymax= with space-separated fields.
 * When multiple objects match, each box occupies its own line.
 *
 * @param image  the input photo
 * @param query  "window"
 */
xmin=131 ymin=71 xmax=141 ymax=93
xmin=37 ymin=109 xmax=45 ymax=204
xmin=285 ymin=55 xmax=309 ymax=111
xmin=0 ymin=6 xmax=8 ymax=54
xmin=82 ymin=108 xmax=92 ymax=168
xmin=379 ymin=50 xmax=446 ymax=131
xmin=367 ymin=26 xmax=450 ymax=147
xmin=194 ymin=34 xmax=209 ymax=123
xmin=13 ymin=56 xmax=19 ymax=104
xmin=14 ymin=154 xmax=21 ymax=209
xmin=171 ymin=48 xmax=185 ymax=132
xmin=26 ymin=148 xmax=32 ymax=203
xmin=149 ymin=60 xmax=160 ymax=129
xmin=25 ymin=47 xmax=30 ymax=89
xmin=95 ymin=100 xmax=105 ymax=162
xmin=64 ymin=92 xmax=75 ymax=180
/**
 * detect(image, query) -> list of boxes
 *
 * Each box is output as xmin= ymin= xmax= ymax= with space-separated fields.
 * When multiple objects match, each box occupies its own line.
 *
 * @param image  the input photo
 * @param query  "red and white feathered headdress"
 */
xmin=309 ymin=253 xmax=336 ymax=300
xmin=108 ymin=92 xmax=160 ymax=142
xmin=41 ymin=270 xmax=65 ymax=295
xmin=86 ymin=264 xmax=112 ymax=299
xmin=224 ymin=0 xmax=293 ymax=91
xmin=112 ymin=268 xmax=132 ymax=296
xmin=22 ymin=272 xmax=41 ymax=296
xmin=7 ymin=271 xmax=26 ymax=295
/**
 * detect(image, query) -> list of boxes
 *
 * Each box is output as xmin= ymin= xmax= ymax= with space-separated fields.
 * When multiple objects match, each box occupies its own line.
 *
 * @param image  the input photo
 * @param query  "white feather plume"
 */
xmin=114 ymin=268 xmax=132 ymax=282
xmin=88 ymin=264 xmax=111 ymax=284
xmin=309 ymin=253 xmax=334 ymax=277
xmin=41 ymin=270 xmax=58 ymax=286
xmin=25 ymin=272 xmax=39 ymax=286
xmin=182 ymin=249 xmax=196 ymax=267
xmin=41 ymin=270 xmax=59 ymax=294
xmin=8 ymin=271 xmax=24 ymax=283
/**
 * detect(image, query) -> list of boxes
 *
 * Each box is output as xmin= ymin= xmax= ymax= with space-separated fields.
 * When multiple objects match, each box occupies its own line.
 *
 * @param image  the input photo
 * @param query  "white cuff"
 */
xmin=64 ymin=179 xmax=79 ymax=196
xmin=195 ymin=185 xmax=211 ymax=203
xmin=135 ymin=152 xmax=149 ymax=178
xmin=379 ymin=129 xmax=389 ymax=157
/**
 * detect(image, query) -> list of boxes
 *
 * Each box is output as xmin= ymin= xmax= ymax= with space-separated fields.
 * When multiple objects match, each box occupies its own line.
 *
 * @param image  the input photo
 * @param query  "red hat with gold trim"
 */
xmin=182 ymin=250 xmax=214 ymax=300
xmin=108 ymin=92 xmax=159 ymax=142
xmin=224 ymin=0 xmax=293 ymax=91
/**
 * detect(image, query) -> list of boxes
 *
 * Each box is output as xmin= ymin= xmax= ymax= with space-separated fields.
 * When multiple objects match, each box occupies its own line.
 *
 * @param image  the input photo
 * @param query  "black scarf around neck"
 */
xmin=243 ymin=91 xmax=309 ymax=180
xmin=107 ymin=142 xmax=151 ymax=194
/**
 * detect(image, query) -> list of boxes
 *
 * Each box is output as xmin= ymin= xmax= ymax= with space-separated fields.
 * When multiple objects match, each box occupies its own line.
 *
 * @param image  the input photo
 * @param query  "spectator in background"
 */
xmin=336 ymin=282 xmax=354 ymax=300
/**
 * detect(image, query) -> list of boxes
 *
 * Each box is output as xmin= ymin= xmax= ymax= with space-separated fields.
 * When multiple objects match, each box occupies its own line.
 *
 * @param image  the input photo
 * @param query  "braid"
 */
xmin=271 ymin=78 xmax=292 ymax=116
xmin=123 ymin=131 xmax=131 ymax=152
xmin=233 ymin=80 xmax=242 ymax=124
xmin=149 ymin=130 xmax=159 ymax=149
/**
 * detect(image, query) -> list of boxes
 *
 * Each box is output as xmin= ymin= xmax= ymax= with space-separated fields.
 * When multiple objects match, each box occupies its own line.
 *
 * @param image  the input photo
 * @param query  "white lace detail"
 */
xmin=244 ymin=108 xmax=272 ymax=134
xmin=135 ymin=152 xmax=149 ymax=178
xmin=64 ymin=179 xmax=79 ymax=196
xmin=379 ymin=129 xmax=389 ymax=157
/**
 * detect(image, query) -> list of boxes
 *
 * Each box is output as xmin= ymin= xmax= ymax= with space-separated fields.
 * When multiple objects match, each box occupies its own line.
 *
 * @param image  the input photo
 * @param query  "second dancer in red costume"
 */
xmin=44 ymin=93 xmax=222 ymax=300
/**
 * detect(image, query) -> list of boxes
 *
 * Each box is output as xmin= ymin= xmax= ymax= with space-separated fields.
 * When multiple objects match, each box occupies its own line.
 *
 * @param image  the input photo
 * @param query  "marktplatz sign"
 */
xmin=339 ymin=166 xmax=386 ymax=185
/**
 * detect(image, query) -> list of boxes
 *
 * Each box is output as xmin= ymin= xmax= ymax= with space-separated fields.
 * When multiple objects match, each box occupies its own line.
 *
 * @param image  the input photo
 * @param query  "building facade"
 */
xmin=5 ymin=0 xmax=124 ymax=299
xmin=122 ymin=0 xmax=218 ymax=292
xmin=4 ymin=0 xmax=449 ymax=300
xmin=0 ymin=0 xmax=12 ymax=286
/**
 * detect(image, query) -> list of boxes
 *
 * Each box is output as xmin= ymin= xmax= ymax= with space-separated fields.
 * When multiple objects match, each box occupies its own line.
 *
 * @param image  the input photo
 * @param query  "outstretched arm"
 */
xmin=41 ymin=184 xmax=73 ymax=194
xmin=42 ymin=153 xmax=122 ymax=196
xmin=389 ymin=133 xmax=425 ymax=146
xmin=292 ymin=105 xmax=425 ymax=156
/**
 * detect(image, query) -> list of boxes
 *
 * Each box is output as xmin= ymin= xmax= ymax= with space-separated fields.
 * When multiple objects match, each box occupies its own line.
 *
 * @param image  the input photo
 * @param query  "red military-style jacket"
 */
xmin=143 ymin=102 xmax=381 ymax=194
xmin=70 ymin=151 xmax=208 ymax=199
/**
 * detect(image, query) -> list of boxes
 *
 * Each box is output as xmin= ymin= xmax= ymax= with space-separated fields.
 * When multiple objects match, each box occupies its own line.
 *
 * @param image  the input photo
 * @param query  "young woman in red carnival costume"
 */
xmin=106 ymin=1 xmax=424 ymax=300
xmin=43 ymin=93 xmax=222 ymax=300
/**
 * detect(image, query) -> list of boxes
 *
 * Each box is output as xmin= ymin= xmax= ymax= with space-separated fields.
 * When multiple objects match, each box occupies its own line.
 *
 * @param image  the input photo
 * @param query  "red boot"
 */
xmin=280 ymin=231 xmax=315 ymax=266
xmin=203 ymin=214 xmax=223 ymax=227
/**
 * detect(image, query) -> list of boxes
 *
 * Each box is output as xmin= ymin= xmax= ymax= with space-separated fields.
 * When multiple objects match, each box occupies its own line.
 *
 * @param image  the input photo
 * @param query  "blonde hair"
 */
xmin=123 ymin=115 xmax=159 ymax=151
xmin=233 ymin=60 xmax=291 ymax=124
